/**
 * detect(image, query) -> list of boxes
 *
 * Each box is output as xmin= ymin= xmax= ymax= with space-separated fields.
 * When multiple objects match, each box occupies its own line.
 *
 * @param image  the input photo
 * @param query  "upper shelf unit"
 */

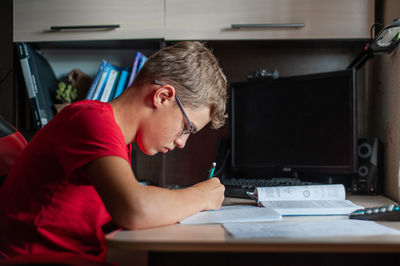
xmin=14 ymin=0 xmax=375 ymax=42
xmin=165 ymin=0 xmax=375 ymax=40
xmin=13 ymin=0 xmax=164 ymax=42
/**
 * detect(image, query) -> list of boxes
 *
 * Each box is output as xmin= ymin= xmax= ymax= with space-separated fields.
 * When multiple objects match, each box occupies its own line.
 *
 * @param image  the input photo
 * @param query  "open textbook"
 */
xmin=247 ymin=184 xmax=363 ymax=216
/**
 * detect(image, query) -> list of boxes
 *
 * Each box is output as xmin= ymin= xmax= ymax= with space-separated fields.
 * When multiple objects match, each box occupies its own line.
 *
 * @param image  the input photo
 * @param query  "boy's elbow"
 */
xmin=118 ymin=213 xmax=152 ymax=230
xmin=111 ymin=201 xmax=155 ymax=230
xmin=116 ymin=217 xmax=143 ymax=230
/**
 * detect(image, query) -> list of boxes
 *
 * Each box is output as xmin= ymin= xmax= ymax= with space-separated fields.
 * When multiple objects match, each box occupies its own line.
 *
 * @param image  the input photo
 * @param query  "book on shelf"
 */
xmin=16 ymin=42 xmax=57 ymax=130
xmin=86 ymin=59 xmax=109 ymax=100
xmin=138 ymin=53 xmax=148 ymax=71
xmin=91 ymin=64 xmax=112 ymax=101
xmin=87 ymin=51 xmax=148 ymax=101
xmin=127 ymin=52 xmax=148 ymax=88
xmin=112 ymin=67 xmax=130 ymax=99
xmin=126 ymin=52 xmax=143 ymax=88
xmin=99 ymin=66 xmax=120 ymax=102
xmin=248 ymin=184 xmax=363 ymax=216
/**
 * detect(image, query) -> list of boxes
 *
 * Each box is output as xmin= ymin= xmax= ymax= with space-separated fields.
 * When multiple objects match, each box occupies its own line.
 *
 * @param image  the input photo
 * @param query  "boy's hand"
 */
xmin=192 ymin=178 xmax=225 ymax=211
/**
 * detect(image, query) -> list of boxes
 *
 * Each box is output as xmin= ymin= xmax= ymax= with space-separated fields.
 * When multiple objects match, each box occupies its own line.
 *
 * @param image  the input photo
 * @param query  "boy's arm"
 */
xmin=85 ymin=155 xmax=225 ymax=230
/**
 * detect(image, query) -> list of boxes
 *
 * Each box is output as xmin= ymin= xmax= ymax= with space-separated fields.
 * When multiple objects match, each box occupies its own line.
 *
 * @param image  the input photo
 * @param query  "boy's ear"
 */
xmin=153 ymin=84 xmax=176 ymax=108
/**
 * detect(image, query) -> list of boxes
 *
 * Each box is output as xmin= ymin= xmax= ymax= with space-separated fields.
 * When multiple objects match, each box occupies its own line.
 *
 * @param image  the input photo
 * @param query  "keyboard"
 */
xmin=222 ymin=177 xmax=317 ymax=198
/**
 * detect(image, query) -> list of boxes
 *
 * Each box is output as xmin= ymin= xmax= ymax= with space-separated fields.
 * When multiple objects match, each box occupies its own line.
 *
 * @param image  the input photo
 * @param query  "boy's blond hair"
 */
xmin=133 ymin=41 xmax=227 ymax=129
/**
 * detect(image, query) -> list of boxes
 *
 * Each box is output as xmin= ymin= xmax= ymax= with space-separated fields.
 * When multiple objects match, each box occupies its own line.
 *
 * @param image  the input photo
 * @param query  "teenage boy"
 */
xmin=0 ymin=41 xmax=227 ymax=260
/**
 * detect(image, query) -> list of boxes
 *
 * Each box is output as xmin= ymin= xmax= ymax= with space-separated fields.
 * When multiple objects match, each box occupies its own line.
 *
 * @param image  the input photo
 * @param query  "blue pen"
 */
xmin=208 ymin=162 xmax=216 ymax=179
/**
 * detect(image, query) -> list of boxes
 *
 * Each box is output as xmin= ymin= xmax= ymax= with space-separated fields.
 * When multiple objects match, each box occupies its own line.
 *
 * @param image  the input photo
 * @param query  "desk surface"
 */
xmin=106 ymin=195 xmax=400 ymax=254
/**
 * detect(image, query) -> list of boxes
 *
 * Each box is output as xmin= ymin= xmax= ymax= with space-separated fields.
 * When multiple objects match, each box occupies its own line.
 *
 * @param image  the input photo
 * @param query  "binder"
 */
xmin=126 ymin=52 xmax=143 ymax=88
xmin=137 ymin=54 xmax=148 ymax=72
xmin=112 ymin=67 xmax=130 ymax=99
xmin=99 ymin=66 xmax=119 ymax=102
xmin=16 ymin=43 xmax=57 ymax=130
xmin=91 ymin=64 xmax=112 ymax=100
xmin=86 ymin=59 xmax=109 ymax=100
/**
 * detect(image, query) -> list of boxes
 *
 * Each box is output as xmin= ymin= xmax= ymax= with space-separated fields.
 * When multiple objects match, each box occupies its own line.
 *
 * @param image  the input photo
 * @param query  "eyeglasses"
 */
xmin=154 ymin=80 xmax=196 ymax=135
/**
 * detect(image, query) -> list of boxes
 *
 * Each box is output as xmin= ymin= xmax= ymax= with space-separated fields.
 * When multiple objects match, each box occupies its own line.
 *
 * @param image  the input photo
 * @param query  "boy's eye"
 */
xmin=181 ymin=123 xmax=191 ymax=135
xmin=181 ymin=121 xmax=195 ymax=136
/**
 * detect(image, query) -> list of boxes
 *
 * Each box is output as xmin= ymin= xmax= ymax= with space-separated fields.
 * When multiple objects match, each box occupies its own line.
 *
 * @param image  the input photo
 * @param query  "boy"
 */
xmin=0 ymin=41 xmax=227 ymax=260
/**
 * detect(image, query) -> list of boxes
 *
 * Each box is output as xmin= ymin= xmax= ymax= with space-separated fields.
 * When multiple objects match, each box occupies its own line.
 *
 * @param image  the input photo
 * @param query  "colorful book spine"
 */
xmin=86 ymin=59 xmax=109 ymax=100
xmin=127 ymin=52 xmax=143 ymax=88
xmin=137 ymin=54 xmax=148 ymax=72
xmin=91 ymin=64 xmax=111 ymax=100
xmin=99 ymin=66 xmax=120 ymax=102
xmin=112 ymin=67 xmax=130 ymax=99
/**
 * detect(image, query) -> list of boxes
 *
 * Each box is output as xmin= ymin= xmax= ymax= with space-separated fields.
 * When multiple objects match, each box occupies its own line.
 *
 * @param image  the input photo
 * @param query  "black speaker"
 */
xmin=351 ymin=138 xmax=383 ymax=194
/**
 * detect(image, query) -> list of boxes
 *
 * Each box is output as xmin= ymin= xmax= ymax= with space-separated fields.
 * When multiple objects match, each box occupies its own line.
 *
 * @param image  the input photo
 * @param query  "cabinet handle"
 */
xmin=50 ymin=24 xmax=120 ymax=31
xmin=231 ymin=23 xmax=305 ymax=29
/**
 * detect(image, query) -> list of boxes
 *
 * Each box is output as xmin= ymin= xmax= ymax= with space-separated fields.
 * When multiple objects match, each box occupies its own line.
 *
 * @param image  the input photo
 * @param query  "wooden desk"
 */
xmin=106 ymin=195 xmax=400 ymax=266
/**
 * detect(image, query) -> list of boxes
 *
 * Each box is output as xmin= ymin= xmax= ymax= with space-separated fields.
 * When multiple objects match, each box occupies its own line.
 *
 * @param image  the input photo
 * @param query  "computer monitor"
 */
xmin=230 ymin=69 xmax=357 ymax=180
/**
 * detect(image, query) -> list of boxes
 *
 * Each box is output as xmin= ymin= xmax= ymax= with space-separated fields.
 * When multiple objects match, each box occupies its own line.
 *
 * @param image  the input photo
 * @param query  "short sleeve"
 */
xmin=51 ymin=102 xmax=130 ymax=180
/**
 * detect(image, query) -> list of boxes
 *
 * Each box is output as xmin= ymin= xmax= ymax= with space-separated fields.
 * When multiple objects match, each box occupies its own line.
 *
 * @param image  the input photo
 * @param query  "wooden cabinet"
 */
xmin=165 ymin=0 xmax=375 ymax=40
xmin=14 ymin=0 xmax=375 ymax=42
xmin=13 ymin=0 xmax=164 ymax=42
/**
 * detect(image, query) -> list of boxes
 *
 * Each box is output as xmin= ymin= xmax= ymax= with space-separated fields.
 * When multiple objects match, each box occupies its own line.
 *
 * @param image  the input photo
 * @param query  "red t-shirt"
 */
xmin=0 ymin=100 xmax=131 ymax=260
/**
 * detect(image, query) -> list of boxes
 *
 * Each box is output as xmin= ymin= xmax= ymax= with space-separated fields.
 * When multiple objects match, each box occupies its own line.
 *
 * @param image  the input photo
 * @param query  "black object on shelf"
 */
xmin=247 ymin=68 xmax=279 ymax=81
xmin=348 ymin=19 xmax=400 ymax=70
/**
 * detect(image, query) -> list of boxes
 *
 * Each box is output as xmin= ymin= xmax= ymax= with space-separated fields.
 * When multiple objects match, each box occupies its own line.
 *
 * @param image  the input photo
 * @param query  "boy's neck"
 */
xmin=109 ymin=89 xmax=143 ymax=145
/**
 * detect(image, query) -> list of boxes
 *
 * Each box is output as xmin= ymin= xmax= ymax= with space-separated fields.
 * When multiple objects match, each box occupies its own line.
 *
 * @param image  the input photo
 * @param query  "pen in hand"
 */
xmin=208 ymin=162 xmax=216 ymax=179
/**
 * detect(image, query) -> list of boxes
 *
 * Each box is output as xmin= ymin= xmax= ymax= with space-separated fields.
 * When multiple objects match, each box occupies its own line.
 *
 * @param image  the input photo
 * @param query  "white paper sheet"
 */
xmin=180 ymin=205 xmax=282 ymax=224
xmin=223 ymin=220 xmax=400 ymax=238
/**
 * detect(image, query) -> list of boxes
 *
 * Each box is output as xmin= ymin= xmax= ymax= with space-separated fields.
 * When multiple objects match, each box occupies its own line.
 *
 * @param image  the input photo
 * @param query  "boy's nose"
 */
xmin=174 ymin=134 xmax=190 ymax=149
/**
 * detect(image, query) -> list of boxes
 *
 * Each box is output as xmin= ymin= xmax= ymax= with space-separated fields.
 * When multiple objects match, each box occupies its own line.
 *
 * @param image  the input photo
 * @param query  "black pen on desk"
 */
xmin=208 ymin=162 xmax=216 ymax=179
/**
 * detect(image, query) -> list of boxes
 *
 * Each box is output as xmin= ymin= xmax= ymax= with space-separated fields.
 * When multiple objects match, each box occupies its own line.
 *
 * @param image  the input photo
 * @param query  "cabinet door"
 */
xmin=165 ymin=0 xmax=374 ymax=40
xmin=14 ymin=0 xmax=164 ymax=42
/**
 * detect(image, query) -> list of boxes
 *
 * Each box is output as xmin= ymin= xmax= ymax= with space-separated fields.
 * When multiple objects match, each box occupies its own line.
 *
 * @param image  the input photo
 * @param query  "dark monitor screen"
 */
xmin=230 ymin=69 xmax=357 ymax=179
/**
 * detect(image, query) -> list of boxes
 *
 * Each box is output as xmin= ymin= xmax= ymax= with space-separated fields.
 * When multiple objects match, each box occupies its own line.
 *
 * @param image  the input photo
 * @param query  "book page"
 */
xmin=255 ymin=184 xmax=346 ymax=202
xmin=179 ymin=205 xmax=282 ymax=224
xmin=262 ymin=200 xmax=359 ymax=209
xmin=259 ymin=200 xmax=363 ymax=215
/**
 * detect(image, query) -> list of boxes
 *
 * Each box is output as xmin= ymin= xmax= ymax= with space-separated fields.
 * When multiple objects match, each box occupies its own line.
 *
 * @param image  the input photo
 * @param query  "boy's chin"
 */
xmin=136 ymin=142 xmax=158 ymax=156
xmin=142 ymin=148 xmax=159 ymax=156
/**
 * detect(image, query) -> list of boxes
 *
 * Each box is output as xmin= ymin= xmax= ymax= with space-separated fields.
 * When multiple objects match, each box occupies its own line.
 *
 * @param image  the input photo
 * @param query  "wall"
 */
xmin=367 ymin=0 xmax=400 ymax=201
